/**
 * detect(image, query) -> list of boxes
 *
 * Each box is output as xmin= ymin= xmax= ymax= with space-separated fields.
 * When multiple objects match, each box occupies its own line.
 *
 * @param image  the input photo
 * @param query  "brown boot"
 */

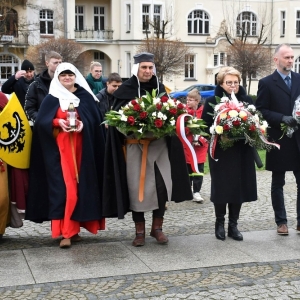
xmin=132 ymin=222 xmax=145 ymax=247
xmin=150 ymin=217 xmax=168 ymax=244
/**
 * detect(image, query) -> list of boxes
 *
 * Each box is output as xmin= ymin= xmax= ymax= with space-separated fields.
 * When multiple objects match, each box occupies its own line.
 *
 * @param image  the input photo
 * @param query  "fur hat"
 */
xmin=0 ymin=92 xmax=8 ymax=110
xmin=133 ymin=52 xmax=154 ymax=64
xmin=21 ymin=59 xmax=34 ymax=71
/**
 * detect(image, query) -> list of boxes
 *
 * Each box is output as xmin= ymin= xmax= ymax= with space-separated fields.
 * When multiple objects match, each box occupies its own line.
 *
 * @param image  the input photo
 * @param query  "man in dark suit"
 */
xmin=256 ymin=43 xmax=300 ymax=235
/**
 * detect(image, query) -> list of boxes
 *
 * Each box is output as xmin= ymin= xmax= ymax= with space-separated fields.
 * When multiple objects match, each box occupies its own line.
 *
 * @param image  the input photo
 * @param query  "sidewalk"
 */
xmin=1 ymin=171 xmax=300 ymax=299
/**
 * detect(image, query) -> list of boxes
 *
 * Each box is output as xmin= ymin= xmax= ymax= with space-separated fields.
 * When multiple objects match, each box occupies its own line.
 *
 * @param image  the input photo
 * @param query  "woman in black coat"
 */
xmin=202 ymin=67 xmax=257 ymax=241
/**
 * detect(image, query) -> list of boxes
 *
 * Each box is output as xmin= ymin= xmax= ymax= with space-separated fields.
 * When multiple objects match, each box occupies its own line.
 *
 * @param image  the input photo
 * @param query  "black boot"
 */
xmin=228 ymin=203 xmax=243 ymax=241
xmin=214 ymin=203 xmax=226 ymax=241
xmin=215 ymin=220 xmax=225 ymax=240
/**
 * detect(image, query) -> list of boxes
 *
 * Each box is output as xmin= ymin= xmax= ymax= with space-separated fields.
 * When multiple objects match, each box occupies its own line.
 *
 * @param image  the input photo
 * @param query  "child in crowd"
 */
xmin=183 ymin=89 xmax=208 ymax=203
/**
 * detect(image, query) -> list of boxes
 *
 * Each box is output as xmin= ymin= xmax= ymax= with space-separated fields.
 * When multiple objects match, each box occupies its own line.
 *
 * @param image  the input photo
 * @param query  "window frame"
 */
xmin=75 ymin=5 xmax=84 ymax=31
xmin=295 ymin=56 xmax=300 ymax=73
xmin=94 ymin=6 xmax=105 ymax=31
xmin=280 ymin=10 xmax=286 ymax=37
xmin=142 ymin=4 xmax=150 ymax=32
xmin=236 ymin=11 xmax=257 ymax=37
xmin=126 ymin=4 xmax=131 ymax=32
xmin=39 ymin=9 xmax=54 ymax=35
xmin=296 ymin=10 xmax=300 ymax=36
xmin=185 ymin=54 xmax=196 ymax=79
xmin=187 ymin=9 xmax=210 ymax=35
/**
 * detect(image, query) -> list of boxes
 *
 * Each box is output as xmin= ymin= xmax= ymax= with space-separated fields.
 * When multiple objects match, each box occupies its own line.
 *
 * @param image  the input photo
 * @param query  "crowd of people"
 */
xmin=1 ymin=43 xmax=300 ymax=248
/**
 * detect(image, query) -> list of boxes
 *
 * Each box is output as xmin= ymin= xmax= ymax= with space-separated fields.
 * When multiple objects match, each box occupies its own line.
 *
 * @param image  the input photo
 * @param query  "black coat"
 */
xmin=256 ymin=70 xmax=300 ymax=171
xmin=25 ymin=69 xmax=52 ymax=123
xmin=25 ymin=86 xmax=106 ymax=222
xmin=102 ymin=75 xmax=193 ymax=218
xmin=202 ymin=85 xmax=257 ymax=204
xmin=1 ymin=75 xmax=35 ymax=107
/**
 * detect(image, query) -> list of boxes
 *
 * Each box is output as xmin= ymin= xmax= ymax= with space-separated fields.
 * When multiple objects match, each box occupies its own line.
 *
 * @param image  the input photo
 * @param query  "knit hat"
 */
xmin=133 ymin=52 xmax=154 ymax=64
xmin=0 ymin=92 xmax=8 ymax=110
xmin=21 ymin=59 xmax=34 ymax=71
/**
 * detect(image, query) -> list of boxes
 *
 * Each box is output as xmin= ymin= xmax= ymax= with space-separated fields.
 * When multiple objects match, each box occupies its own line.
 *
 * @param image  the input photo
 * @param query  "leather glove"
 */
xmin=282 ymin=116 xmax=298 ymax=127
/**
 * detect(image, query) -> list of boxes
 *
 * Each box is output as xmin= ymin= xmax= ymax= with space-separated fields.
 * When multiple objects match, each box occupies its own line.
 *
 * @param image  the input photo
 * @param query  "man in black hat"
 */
xmin=102 ymin=52 xmax=192 ymax=247
xmin=2 ymin=59 xmax=36 ymax=108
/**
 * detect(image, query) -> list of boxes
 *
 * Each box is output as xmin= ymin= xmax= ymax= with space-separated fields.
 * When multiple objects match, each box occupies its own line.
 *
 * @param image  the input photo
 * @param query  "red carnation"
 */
xmin=133 ymin=104 xmax=141 ymax=111
xmin=140 ymin=111 xmax=148 ymax=119
xmin=249 ymin=124 xmax=256 ymax=131
xmin=131 ymin=100 xmax=137 ymax=105
xmin=223 ymin=124 xmax=230 ymax=131
xmin=232 ymin=120 xmax=241 ymax=127
xmin=156 ymin=103 xmax=163 ymax=110
xmin=127 ymin=116 xmax=135 ymax=125
xmin=154 ymin=119 xmax=164 ymax=128
xmin=177 ymin=103 xmax=184 ymax=109
xmin=161 ymin=96 xmax=169 ymax=103
xmin=169 ymin=108 xmax=177 ymax=115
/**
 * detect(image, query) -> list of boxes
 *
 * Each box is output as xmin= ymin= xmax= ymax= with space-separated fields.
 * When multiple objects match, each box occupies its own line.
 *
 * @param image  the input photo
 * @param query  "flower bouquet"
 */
xmin=209 ymin=92 xmax=279 ymax=158
xmin=104 ymin=89 xmax=207 ymax=139
xmin=280 ymin=95 xmax=300 ymax=138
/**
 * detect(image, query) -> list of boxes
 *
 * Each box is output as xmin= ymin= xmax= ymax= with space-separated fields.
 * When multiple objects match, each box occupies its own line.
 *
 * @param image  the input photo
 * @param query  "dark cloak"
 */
xmin=25 ymin=85 xmax=105 ymax=222
xmin=102 ymin=75 xmax=193 ymax=219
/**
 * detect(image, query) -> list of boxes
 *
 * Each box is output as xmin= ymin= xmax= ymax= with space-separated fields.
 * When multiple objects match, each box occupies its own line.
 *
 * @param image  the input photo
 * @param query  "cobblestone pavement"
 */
xmin=1 ymin=171 xmax=300 ymax=299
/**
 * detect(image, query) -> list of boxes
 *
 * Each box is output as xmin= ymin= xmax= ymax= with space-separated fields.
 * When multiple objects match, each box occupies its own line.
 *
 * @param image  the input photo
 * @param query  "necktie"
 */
xmin=285 ymin=76 xmax=291 ymax=90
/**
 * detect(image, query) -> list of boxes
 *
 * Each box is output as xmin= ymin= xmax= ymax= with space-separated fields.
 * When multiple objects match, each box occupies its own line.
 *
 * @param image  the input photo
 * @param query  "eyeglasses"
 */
xmin=225 ymin=81 xmax=240 ymax=86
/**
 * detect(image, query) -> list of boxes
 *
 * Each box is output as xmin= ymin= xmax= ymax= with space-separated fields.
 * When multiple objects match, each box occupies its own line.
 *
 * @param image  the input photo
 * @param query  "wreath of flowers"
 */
xmin=104 ymin=89 xmax=207 ymax=139
xmin=209 ymin=92 xmax=279 ymax=156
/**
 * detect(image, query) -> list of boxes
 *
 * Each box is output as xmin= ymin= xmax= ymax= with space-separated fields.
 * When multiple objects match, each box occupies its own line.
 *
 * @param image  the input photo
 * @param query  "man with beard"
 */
xmin=102 ymin=52 xmax=192 ymax=247
xmin=25 ymin=51 xmax=62 ymax=124
xmin=2 ymin=59 xmax=36 ymax=108
xmin=256 ymin=43 xmax=300 ymax=235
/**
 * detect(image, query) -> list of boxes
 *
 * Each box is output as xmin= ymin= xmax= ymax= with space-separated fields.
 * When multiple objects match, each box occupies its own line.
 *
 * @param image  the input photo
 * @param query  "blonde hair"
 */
xmin=216 ymin=67 xmax=241 ymax=85
xmin=187 ymin=89 xmax=201 ymax=101
xmin=45 ymin=51 xmax=62 ymax=62
xmin=90 ymin=61 xmax=102 ymax=71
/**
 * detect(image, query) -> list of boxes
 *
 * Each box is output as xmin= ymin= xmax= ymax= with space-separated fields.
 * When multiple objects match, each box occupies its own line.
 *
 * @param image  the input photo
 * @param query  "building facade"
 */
xmin=1 ymin=0 xmax=300 ymax=95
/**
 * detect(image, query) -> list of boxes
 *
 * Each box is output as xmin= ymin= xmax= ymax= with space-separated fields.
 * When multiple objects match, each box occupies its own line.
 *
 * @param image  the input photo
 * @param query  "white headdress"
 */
xmin=49 ymin=62 xmax=99 ymax=111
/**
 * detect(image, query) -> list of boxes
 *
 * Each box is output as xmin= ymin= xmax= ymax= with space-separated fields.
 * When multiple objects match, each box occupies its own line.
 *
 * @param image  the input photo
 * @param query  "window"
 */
xmin=295 ymin=57 xmax=300 ymax=73
xmin=185 ymin=55 xmax=195 ymax=79
xmin=2 ymin=9 xmax=18 ymax=37
xmin=280 ymin=11 xmax=286 ymax=36
xmin=40 ymin=10 xmax=54 ymax=35
xmin=220 ymin=53 xmax=225 ymax=65
xmin=94 ymin=6 xmax=105 ymax=31
xmin=187 ymin=10 xmax=209 ymax=34
xmin=94 ymin=52 xmax=105 ymax=60
xmin=214 ymin=53 xmax=225 ymax=66
xmin=297 ymin=11 xmax=300 ymax=36
xmin=236 ymin=12 xmax=257 ymax=36
xmin=153 ymin=5 xmax=162 ymax=30
xmin=126 ymin=4 xmax=131 ymax=32
xmin=0 ymin=55 xmax=18 ymax=81
xmin=214 ymin=54 xmax=218 ymax=66
xmin=142 ymin=4 xmax=150 ymax=31
xmin=75 ymin=6 xmax=84 ymax=30
xmin=126 ymin=52 xmax=131 ymax=78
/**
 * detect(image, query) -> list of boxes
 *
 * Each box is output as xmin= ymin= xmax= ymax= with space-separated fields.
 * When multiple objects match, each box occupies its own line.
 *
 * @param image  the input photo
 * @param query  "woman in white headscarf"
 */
xmin=26 ymin=63 xmax=106 ymax=248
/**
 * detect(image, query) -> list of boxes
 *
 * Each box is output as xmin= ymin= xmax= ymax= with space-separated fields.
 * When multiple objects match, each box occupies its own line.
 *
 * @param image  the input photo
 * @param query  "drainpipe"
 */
xmin=63 ymin=0 xmax=68 ymax=38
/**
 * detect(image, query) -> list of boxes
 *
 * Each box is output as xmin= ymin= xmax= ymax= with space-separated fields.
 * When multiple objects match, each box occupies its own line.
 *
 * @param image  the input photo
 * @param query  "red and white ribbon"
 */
xmin=176 ymin=113 xmax=200 ymax=173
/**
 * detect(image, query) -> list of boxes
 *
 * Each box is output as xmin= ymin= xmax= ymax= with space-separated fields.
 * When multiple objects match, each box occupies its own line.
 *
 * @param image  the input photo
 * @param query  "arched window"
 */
xmin=40 ymin=9 xmax=54 ymax=35
xmin=295 ymin=56 xmax=300 ymax=73
xmin=188 ymin=10 xmax=209 ymax=34
xmin=236 ymin=12 xmax=257 ymax=36
xmin=1 ymin=8 xmax=18 ymax=37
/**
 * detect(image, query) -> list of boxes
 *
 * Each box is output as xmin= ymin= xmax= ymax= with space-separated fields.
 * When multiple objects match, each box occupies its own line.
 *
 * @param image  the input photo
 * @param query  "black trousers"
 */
xmin=132 ymin=164 xmax=167 ymax=223
xmin=187 ymin=163 xmax=204 ymax=193
xmin=271 ymin=170 xmax=300 ymax=226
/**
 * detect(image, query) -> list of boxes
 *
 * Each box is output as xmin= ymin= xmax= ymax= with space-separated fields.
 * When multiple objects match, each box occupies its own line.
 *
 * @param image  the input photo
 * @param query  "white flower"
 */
xmin=209 ymin=125 xmax=215 ymax=134
xmin=221 ymin=96 xmax=229 ymax=102
xmin=215 ymin=125 xmax=224 ymax=134
xmin=137 ymin=128 xmax=143 ymax=133
xmin=167 ymin=99 xmax=175 ymax=106
xmin=140 ymin=102 xmax=145 ymax=108
xmin=254 ymin=114 xmax=260 ymax=122
xmin=214 ymin=104 xmax=221 ymax=112
xmin=247 ymin=105 xmax=256 ymax=111
xmin=120 ymin=114 xmax=128 ymax=121
xmin=153 ymin=97 xmax=161 ymax=104
xmin=170 ymin=119 xmax=175 ymax=126
xmin=228 ymin=110 xmax=239 ymax=117
xmin=157 ymin=112 xmax=167 ymax=120
xmin=152 ymin=112 xmax=157 ymax=117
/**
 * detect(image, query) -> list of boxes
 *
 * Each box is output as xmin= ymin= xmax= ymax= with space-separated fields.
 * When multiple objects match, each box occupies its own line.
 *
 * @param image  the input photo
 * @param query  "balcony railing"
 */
xmin=0 ymin=33 xmax=29 ymax=46
xmin=74 ymin=28 xmax=114 ymax=41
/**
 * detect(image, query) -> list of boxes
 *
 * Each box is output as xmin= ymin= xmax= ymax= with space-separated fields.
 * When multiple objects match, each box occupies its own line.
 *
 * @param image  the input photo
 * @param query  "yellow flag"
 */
xmin=0 ymin=93 xmax=32 ymax=169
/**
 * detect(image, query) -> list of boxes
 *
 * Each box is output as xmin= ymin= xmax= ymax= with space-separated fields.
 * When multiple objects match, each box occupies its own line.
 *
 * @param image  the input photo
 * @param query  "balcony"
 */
xmin=0 ymin=33 xmax=29 ymax=47
xmin=74 ymin=28 xmax=114 ymax=41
